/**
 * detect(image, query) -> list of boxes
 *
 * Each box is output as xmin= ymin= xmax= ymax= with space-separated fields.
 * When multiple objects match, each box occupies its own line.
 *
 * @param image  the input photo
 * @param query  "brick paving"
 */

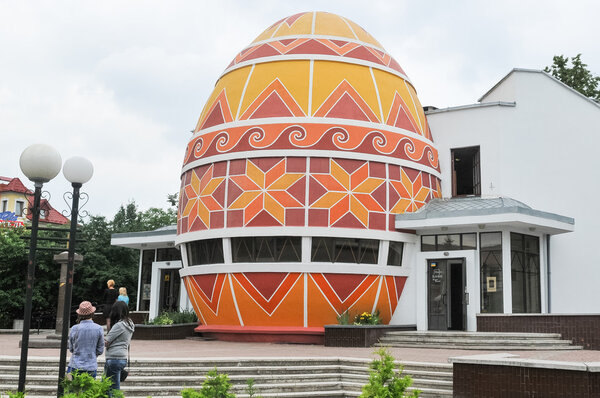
xmin=2 ymin=331 xmax=600 ymax=364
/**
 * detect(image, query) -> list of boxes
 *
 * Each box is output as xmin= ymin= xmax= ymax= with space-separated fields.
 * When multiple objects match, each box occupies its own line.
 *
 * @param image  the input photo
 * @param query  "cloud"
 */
xmin=1 ymin=0 xmax=599 ymax=218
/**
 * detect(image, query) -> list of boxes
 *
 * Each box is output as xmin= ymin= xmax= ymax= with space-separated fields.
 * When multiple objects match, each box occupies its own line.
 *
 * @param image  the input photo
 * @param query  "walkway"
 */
xmin=2 ymin=331 xmax=600 ymax=363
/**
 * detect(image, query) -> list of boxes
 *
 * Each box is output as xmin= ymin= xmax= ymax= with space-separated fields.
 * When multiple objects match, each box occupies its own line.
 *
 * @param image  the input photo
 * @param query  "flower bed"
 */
xmin=132 ymin=322 xmax=198 ymax=340
xmin=324 ymin=324 xmax=416 ymax=347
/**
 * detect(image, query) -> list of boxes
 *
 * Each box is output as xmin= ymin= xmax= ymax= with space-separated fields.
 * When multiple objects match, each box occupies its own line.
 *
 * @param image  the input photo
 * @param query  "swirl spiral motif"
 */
xmin=184 ymin=123 xmax=439 ymax=171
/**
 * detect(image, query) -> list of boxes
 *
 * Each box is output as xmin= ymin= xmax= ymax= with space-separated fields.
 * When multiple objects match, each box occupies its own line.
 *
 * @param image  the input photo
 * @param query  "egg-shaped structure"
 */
xmin=177 ymin=12 xmax=440 ymax=336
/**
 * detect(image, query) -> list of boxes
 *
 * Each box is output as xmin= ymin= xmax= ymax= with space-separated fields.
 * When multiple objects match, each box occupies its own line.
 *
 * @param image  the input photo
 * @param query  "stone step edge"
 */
xmin=0 ymin=356 xmax=453 ymax=369
xmin=0 ymin=374 xmax=453 ymax=385
xmin=378 ymin=338 xmax=576 ymax=345
xmin=375 ymin=343 xmax=583 ymax=350
xmin=385 ymin=331 xmax=563 ymax=338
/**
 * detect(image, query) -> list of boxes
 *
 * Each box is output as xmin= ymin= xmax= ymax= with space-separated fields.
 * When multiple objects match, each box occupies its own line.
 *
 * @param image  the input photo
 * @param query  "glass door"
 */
xmin=159 ymin=269 xmax=181 ymax=313
xmin=428 ymin=260 xmax=449 ymax=330
xmin=428 ymin=258 xmax=466 ymax=331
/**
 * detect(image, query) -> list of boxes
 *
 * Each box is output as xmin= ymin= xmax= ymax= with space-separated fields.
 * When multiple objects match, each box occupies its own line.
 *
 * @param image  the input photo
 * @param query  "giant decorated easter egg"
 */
xmin=177 ymin=12 xmax=440 ymax=335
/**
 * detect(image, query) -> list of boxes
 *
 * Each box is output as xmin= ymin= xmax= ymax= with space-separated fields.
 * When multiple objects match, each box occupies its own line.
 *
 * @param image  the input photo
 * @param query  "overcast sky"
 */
xmin=1 ymin=0 xmax=598 ymax=219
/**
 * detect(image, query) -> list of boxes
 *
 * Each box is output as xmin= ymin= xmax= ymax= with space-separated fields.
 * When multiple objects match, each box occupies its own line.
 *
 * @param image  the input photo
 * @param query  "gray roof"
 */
xmin=479 ymin=68 xmax=600 ymax=109
xmin=425 ymin=101 xmax=516 ymax=115
xmin=111 ymin=224 xmax=177 ymax=240
xmin=396 ymin=196 xmax=573 ymax=225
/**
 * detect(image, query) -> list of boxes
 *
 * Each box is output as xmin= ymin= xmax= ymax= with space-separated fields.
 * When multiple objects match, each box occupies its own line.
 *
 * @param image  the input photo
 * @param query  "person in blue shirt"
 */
xmin=117 ymin=287 xmax=129 ymax=306
xmin=67 ymin=301 xmax=104 ymax=378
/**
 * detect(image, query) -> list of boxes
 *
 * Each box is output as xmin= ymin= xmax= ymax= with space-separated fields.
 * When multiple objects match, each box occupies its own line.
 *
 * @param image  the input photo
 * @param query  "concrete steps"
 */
xmin=377 ymin=331 xmax=583 ymax=350
xmin=0 ymin=357 xmax=453 ymax=397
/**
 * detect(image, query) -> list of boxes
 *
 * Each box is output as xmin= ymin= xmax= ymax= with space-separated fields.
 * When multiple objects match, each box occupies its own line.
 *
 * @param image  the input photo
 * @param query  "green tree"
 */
xmin=360 ymin=348 xmax=419 ymax=398
xmin=0 ymin=198 xmax=176 ymax=328
xmin=0 ymin=227 xmax=28 ymax=328
xmin=181 ymin=368 xmax=235 ymax=398
xmin=544 ymin=54 xmax=600 ymax=102
xmin=73 ymin=199 xmax=176 ymax=312
xmin=0 ymin=226 xmax=64 ymax=328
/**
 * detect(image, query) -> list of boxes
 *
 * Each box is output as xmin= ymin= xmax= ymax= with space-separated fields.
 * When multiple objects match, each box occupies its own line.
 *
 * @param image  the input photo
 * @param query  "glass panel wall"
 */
xmin=511 ymin=233 xmax=541 ymax=313
xmin=139 ymin=249 xmax=155 ymax=311
xmin=231 ymin=236 xmax=301 ymax=263
xmin=311 ymin=237 xmax=379 ymax=264
xmin=480 ymin=232 xmax=503 ymax=313
xmin=188 ymin=239 xmax=224 ymax=265
xmin=421 ymin=233 xmax=477 ymax=251
xmin=156 ymin=247 xmax=181 ymax=262
xmin=387 ymin=241 xmax=404 ymax=266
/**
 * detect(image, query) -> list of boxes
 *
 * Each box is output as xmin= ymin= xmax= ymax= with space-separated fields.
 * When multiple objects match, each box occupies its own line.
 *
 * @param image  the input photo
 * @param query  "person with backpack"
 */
xmin=104 ymin=300 xmax=135 ymax=392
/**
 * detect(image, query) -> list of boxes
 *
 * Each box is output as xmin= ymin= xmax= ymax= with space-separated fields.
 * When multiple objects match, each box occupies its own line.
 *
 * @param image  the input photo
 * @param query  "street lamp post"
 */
xmin=57 ymin=156 xmax=93 ymax=398
xmin=18 ymin=144 xmax=62 ymax=393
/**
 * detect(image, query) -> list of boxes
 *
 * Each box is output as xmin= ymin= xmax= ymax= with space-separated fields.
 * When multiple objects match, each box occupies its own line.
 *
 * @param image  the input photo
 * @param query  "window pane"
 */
xmin=232 ymin=237 xmax=301 ymax=263
xmin=190 ymin=239 xmax=224 ymax=265
xmin=525 ymin=235 xmax=539 ymax=254
xmin=312 ymin=237 xmax=333 ymax=262
xmin=232 ymin=237 xmax=254 ymax=262
xmin=157 ymin=248 xmax=181 ymax=262
xmin=276 ymin=237 xmax=302 ymax=262
xmin=359 ymin=239 xmax=378 ymax=264
xmin=421 ymin=236 xmax=436 ymax=251
xmin=15 ymin=201 xmax=24 ymax=216
xmin=312 ymin=237 xmax=379 ymax=264
xmin=139 ymin=250 xmax=155 ymax=311
xmin=387 ymin=241 xmax=403 ymax=266
xmin=511 ymin=233 xmax=540 ymax=313
xmin=437 ymin=234 xmax=460 ymax=251
xmin=480 ymin=232 xmax=502 ymax=250
xmin=335 ymin=238 xmax=358 ymax=263
xmin=480 ymin=232 xmax=503 ymax=313
xmin=510 ymin=233 xmax=523 ymax=253
xmin=462 ymin=234 xmax=477 ymax=250
xmin=255 ymin=237 xmax=276 ymax=262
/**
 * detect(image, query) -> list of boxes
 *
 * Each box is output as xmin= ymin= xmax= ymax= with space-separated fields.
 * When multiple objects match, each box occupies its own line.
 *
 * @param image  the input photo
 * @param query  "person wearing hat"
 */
xmin=67 ymin=301 xmax=104 ymax=377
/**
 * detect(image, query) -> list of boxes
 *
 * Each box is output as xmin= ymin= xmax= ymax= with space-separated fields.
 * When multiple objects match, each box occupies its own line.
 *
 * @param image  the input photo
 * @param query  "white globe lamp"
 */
xmin=19 ymin=144 xmax=62 ymax=183
xmin=62 ymin=156 xmax=94 ymax=185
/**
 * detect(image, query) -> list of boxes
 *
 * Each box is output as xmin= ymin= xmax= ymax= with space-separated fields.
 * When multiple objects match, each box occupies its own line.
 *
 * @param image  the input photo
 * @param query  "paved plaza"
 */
xmin=2 ymin=331 xmax=600 ymax=364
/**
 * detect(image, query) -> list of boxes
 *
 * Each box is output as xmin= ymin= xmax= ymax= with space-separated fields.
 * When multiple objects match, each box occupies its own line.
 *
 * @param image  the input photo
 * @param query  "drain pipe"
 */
xmin=546 ymin=235 xmax=551 ymax=313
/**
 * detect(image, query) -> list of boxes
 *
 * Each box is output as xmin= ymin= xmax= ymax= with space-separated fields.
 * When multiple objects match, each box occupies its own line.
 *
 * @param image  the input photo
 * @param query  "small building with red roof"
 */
xmin=0 ymin=176 xmax=69 ymax=227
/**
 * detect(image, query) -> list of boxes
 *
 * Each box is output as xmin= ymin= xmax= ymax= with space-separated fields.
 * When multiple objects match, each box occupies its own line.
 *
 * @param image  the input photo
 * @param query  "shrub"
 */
xmin=181 ymin=368 xmax=235 ymax=398
xmin=354 ymin=310 xmax=382 ymax=325
xmin=5 ymin=392 xmax=26 ymax=398
xmin=246 ymin=378 xmax=262 ymax=398
xmin=149 ymin=312 xmax=174 ymax=325
xmin=168 ymin=309 xmax=198 ymax=324
xmin=360 ymin=348 xmax=420 ymax=398
xmin=337 ymin=310 xmax=351 ymax=325
xmin=61 ymin=371 xmax=124 ymax=397
xmin=148 ymin=309 xmax=198 ymax=325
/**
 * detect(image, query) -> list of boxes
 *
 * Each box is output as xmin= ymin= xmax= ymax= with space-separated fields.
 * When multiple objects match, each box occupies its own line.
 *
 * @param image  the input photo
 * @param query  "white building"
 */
xmin=395 ymin=68 xmax=598 ymax=330
xmin=112 ymin=68 xmax=600 ymax=331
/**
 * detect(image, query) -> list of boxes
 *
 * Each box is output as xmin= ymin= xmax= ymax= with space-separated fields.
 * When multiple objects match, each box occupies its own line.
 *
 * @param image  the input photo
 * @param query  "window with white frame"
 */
xmin=15 ymin=201 xmax=24 ymax=216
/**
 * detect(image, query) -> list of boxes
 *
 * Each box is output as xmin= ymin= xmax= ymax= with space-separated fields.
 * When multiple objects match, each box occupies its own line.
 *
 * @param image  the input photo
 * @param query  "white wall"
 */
xmin=149 ymin=260 xmax=191 ymax=319
xmin=428 ymin=71 xmax=600 ymax=313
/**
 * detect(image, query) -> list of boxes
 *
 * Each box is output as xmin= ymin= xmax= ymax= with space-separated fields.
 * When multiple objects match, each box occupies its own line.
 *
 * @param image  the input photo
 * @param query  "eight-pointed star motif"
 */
xmin=229 ymin=159 xmax=304 ymax=225
xmin=311 ymin=160 xmax=384 ymax=227
xmin=390 ymin=169 xmax=430 ymax=213
xmin=181 ymin=165 xmax=225 ymax=228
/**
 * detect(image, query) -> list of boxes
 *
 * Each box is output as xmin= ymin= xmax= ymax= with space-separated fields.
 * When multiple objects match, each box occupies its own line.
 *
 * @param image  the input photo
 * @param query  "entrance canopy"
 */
xmin=111 ymin=225 xmax=176 ymax=249
xmin=395 ymin=197 xmax=574 ymax=235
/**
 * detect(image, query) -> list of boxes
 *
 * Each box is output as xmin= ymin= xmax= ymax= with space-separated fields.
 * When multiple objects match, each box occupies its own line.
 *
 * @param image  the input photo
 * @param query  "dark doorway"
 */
xmin=452 ymin=146 xmax=480 ymax=197
xmin=159 ymin=269 xmax=181 ymax=313
xmin=428 ymin=258 xmax=467 ymax=331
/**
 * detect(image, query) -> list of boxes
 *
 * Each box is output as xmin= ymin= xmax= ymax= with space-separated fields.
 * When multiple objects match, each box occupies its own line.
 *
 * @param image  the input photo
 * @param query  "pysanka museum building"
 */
xmin=111 ymin=12 xmax=600 ymax=339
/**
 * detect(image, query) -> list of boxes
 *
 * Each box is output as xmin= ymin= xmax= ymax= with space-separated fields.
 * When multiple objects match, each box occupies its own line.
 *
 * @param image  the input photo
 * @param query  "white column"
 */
xmin=501 ymin=230 xmax=512 ymax=314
